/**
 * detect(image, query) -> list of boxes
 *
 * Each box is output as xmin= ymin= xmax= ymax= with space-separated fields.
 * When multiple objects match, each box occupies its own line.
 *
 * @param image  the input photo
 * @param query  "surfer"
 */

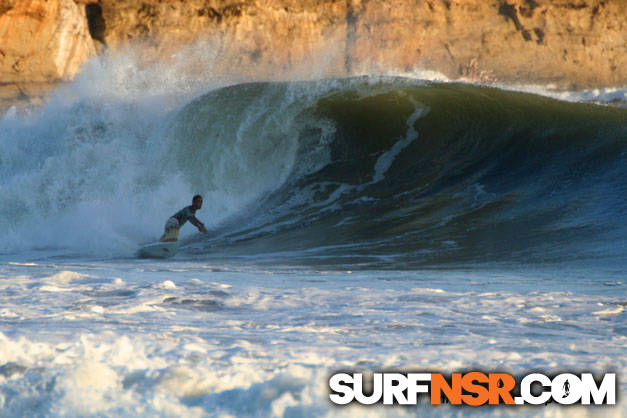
xmin=160 ymin=195 xmax=208 ymax=242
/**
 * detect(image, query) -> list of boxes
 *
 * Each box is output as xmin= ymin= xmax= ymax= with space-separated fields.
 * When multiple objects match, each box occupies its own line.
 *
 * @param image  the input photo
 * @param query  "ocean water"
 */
xmin=0 ymin=53 xmax=625 ymax=416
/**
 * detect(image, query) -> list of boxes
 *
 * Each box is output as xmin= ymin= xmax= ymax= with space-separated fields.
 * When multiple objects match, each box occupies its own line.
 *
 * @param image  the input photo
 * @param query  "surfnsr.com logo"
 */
xmin=329 ymin=372 xmax=616 ymax=406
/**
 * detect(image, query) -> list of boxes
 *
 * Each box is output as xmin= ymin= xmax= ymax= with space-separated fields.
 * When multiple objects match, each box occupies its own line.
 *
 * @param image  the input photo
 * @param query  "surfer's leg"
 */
xmin=160 ymin=218 xmax=180 ymax=242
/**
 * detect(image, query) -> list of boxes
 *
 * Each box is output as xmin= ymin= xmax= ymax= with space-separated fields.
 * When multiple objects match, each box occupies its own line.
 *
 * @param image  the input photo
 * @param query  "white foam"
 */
xmin=372 ymin=100 xmax=426 ymax=183
xmin=497 ymin=83 xmax=627 ymax=107
xmin=393 ymin=67 xmax=626 ymax=107
xmin=0 ymin=47 xmax=342 ymax=257
xmin=593 ymin=305 xmax=624 ymax=316
xmin=155 ymin=280 xmax=177 ymax=290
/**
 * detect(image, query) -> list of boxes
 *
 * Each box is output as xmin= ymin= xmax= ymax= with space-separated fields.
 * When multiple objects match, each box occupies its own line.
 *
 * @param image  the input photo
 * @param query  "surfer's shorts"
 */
xmin=160 ymin=217 xmax=180 ymax=242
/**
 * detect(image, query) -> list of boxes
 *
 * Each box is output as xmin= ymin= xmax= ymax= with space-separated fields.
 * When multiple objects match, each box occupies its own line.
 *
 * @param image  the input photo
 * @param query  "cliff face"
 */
xmin=0 ymin=0 xmax=95 ymax=102
xmin=95 ymin=0 xmax=350 ymax=79
xmin=348 ymin=0 xmax=626 ymax=86
xmin=1 ymin=0 xmax=625 ymax=107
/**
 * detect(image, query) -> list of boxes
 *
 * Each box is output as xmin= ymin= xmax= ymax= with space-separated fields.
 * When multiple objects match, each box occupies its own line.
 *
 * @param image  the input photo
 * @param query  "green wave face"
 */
xmin=167 ymin=77 xmax=627 ymax=268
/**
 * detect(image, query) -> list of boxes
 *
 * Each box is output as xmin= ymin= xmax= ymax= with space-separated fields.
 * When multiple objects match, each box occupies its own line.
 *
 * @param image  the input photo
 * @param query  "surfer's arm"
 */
xmin=190 ymin=217 xmax=208 ymax=234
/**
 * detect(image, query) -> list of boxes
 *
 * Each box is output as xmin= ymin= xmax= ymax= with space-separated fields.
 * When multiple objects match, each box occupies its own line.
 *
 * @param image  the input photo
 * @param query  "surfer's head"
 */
xmin=192 ymin=194 xmax=203 ymax=210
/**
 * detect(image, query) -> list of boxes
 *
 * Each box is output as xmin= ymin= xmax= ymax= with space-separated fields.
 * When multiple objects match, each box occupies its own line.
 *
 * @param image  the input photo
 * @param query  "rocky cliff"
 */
xmin=1 ymin=0 xmax=625 ymax=108
xmin=0 ymin=0 xmax=95 ymax=104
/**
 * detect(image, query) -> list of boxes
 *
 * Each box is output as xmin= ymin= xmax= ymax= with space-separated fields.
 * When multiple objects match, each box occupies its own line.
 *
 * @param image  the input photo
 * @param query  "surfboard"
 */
xmin=137 ymin=241 xmax=179 ymax=259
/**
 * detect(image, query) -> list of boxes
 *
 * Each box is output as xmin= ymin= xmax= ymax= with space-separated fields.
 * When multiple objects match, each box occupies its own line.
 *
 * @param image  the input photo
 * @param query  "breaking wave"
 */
xmin=1 ymin=75 xmax=625 ymax=268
